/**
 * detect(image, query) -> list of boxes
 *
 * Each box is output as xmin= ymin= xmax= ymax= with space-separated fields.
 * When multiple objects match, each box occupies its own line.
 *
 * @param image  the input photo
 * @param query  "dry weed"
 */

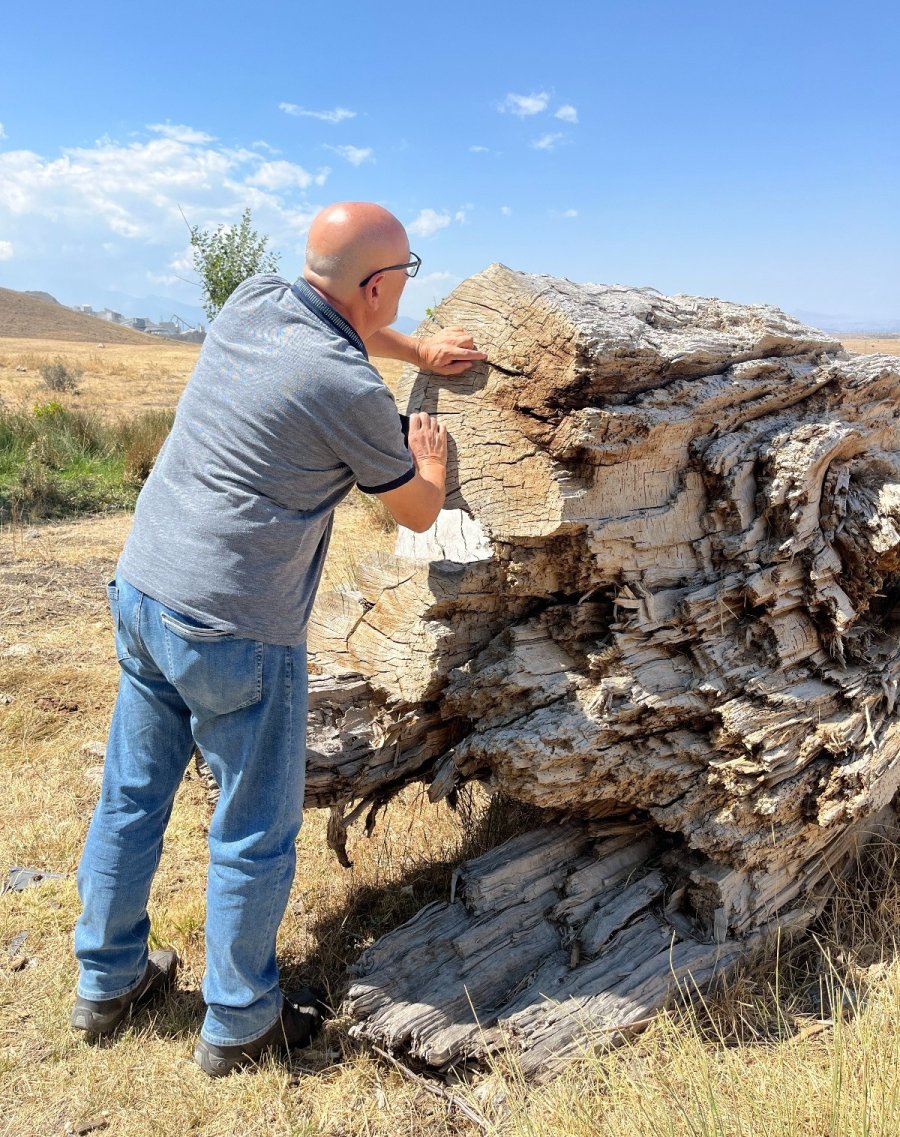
xmin=0 ymin=337 xmax=409 ymax=423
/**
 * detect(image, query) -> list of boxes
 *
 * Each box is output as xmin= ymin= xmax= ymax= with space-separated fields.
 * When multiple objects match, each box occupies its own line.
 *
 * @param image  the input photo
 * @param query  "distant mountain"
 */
xmin=790 ymin=309 xmax=900 ymax=335
xmin=391 ymin=315 xmax=421 ymax=335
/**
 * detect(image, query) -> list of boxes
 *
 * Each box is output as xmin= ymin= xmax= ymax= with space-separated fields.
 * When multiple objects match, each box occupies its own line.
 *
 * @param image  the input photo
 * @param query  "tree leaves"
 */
xmin=189 ymin=208 xmax=280 ymax=320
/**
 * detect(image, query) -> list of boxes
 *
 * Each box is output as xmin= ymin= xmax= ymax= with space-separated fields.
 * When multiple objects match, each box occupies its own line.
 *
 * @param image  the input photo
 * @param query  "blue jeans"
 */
xmin=74 ymin=578 xmax=307 ymax=1046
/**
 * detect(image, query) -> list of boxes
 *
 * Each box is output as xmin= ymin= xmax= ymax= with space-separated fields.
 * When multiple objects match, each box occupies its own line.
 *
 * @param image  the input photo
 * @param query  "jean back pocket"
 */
xmin=160 ymin=612 xmax=263 ymax=717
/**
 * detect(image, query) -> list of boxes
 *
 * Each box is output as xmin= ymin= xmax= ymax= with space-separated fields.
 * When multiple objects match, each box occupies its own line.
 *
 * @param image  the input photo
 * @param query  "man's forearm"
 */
xmin=366 ymin=327 xmax=422 ymax=366
xmin=404 ymin=458 xmax=445 ymax=531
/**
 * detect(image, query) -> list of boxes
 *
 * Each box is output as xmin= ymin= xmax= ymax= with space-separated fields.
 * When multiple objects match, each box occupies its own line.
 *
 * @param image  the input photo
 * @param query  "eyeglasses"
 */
xmin=359 ymin=252 xmax=421 ymax=288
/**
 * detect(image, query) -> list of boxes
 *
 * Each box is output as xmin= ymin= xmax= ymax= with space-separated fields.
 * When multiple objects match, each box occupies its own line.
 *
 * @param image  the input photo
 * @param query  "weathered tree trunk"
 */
xmin=303 ymin=264 xmax=900 ymax=1077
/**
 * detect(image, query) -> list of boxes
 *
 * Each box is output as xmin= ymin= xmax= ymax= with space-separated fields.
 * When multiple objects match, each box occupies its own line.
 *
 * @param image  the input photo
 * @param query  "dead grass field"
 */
xmin=0 ymin=339 xmax=407 ymax=419
xmin=840 ymin=337 xmax=900 ymax=356
xmin=0 ymin=335 xmax=898 ymax=1136
xmin=0 ymin=339 xmax=201 ymax=418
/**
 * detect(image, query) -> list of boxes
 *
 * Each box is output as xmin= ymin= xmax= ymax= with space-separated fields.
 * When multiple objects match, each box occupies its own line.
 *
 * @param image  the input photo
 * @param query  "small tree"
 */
xmin=188 ymin=208 xmax=280 ymax=321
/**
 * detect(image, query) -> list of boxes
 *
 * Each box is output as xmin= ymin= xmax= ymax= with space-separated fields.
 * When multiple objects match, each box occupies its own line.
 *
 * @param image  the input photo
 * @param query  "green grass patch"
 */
xmin=0 ymin=400 xmax=174 ymax=521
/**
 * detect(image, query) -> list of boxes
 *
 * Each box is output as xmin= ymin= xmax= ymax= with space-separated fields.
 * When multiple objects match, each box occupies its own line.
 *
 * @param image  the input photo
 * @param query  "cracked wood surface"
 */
xmin=302 ymin=264 xmax=900 ymax=1073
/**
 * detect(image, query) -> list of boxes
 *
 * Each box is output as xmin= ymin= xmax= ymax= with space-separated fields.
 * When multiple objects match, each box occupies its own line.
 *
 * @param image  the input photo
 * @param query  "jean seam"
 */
xmin=249 ymin=644 xmax=293 ymax=990
xmin=161 ymin=626 xmax=263 ymax=713
xmin=160 ymin=612 xmax=233 ymax=641
xmin=133 ymin=587 xmax=146 ymax=656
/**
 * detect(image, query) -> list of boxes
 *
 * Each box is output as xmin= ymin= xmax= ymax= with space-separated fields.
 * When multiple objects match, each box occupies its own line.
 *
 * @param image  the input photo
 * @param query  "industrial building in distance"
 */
xmin=72 ymin=305 xmax=205 ymax=342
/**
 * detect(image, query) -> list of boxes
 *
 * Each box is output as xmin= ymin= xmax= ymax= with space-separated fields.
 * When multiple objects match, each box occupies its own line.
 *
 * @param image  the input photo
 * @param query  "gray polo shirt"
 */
xmin=117 ymin=275 xmax=415 ymax=644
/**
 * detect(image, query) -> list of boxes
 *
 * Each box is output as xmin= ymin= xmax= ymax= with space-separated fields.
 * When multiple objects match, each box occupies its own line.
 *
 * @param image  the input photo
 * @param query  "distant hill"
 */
xmin=791 ymin=308 xmax=900 ymax=335
xmin=0 ymin=287 xmax=158 ymax=343
xmin=23 ymin=290 xmax=63 ymax=306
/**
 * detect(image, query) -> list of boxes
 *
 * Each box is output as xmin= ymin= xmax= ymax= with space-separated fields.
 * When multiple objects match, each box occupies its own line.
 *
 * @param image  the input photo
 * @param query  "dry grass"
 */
xmin=840 ymin=336 xmax=900 ymax=357
xmin=0 ymin=331 xmax=892 ymax=427
xmin=0 ymin=337 xmax=898 ymax=1136
xmin=0 ymin=338 xmax=408 ymax=421
xmin=0 ymin=506 xmax=485 ymax=1137
xmin=484 ymin=840 xmax=900 ymax=1136
xmin=0 ymin=338 xmax=201 ymax=418
xmin=2 ymin=515 xmax=898 ymax=1137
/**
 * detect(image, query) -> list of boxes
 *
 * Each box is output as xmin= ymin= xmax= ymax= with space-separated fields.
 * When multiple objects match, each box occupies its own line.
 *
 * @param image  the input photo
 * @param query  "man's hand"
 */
xmin=415 ymin=326 xmax=487 ymax=376
xmin=365 ymin=326 xmax=487 ymax=376
xmin=377 ymin=412 xmax=448 ymax=532
xmin=406 ymin=410 xmax=448 ymax=468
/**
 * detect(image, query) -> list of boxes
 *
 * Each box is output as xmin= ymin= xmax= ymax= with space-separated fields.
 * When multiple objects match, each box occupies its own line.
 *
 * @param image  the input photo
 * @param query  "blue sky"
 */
xmin=0 ymin=0 xmax=898 ymax=327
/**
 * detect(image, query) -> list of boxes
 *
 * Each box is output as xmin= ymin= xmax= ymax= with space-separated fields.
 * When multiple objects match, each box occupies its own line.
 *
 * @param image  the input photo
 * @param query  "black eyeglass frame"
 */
xmin=359 ymin=252 xmax=422 ymax=288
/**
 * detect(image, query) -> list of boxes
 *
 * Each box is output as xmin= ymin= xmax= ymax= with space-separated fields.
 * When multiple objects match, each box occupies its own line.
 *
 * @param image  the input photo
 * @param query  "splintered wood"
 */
xmin=304 ymin=264 xmax=900 ymax=1076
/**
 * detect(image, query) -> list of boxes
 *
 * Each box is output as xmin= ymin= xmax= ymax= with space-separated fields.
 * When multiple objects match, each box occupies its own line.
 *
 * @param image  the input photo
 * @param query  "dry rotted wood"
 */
xmin=301 ymin=265 xmax=900 ymax=1072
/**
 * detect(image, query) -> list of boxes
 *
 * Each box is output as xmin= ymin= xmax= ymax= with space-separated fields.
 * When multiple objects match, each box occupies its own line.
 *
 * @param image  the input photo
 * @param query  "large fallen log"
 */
xmin=303 ymin=264 xmax=900 ymax=1076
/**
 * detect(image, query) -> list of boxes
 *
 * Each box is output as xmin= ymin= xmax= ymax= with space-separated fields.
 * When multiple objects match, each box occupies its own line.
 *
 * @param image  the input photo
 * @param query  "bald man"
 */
xmin=71 ymin=202 xmax=486 ymax=1076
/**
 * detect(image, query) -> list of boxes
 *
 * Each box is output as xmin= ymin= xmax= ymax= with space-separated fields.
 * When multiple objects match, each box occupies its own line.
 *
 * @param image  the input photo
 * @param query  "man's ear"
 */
xmin=364 ymin=274 xmax=384 ymax=312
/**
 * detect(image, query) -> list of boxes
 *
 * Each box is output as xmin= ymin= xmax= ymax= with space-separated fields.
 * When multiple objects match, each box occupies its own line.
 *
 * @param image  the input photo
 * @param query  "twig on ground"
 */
xmin=371 ymin=1045 xmax=490 ymax=1132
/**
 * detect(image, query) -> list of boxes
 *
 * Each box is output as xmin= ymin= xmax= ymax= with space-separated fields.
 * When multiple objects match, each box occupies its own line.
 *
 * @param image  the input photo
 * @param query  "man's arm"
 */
xmin=366 ymin=325 xmax=486 ymax=376
xmin=377 ymin=412 xmax=446 ymax=533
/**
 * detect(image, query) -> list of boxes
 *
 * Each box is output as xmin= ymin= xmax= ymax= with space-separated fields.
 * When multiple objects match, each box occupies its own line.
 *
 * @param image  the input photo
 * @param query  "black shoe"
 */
xmin=193 ymin=987 xmax=324 ymax=1077
xmin=71 ymin=949 xmax=179 ymax=1039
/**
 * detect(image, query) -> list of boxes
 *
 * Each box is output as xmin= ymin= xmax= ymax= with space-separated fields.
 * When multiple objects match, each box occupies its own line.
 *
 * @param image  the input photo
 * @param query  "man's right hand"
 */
xmin=407 ymin=411 xmax=447 ymax=469
xmin=415 ymin=326 xmax=487 ymax=376
xmin=377 ymin=411 xmax=448 ymax=533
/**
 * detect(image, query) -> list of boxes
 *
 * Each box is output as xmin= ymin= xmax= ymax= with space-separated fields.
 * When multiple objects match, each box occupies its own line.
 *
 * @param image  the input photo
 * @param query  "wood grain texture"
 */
xmin=302 ymin=265 xmax=900 ymax=1073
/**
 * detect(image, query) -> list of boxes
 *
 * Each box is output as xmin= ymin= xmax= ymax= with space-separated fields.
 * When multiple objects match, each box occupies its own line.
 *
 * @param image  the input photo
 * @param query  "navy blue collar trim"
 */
xmin=290 ymin=279 xmax=368 ymax=359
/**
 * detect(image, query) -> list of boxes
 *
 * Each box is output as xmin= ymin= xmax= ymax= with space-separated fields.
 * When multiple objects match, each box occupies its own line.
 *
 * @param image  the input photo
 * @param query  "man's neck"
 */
xmin=302 ymin=276 xmax=369 ymax=340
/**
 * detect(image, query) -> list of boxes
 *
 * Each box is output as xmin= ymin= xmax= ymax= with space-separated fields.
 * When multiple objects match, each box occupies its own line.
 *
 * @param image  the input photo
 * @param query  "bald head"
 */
xmin=305 ymin=202 xmax=409 ymax=299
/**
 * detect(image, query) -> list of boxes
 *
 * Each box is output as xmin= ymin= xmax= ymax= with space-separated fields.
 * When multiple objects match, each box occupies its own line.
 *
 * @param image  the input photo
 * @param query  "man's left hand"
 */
xmin=416 ymin=326 xmax=487 ymax=376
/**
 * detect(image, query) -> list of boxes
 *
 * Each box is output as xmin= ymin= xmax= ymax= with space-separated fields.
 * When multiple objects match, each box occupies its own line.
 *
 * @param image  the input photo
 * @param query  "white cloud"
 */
xmin=251 ymin=140 xmax=280 ymax=154
xmin=469 ymin=145 xmax=489 ymax=153
xmin=247 ymin=160 xmax=328 ymax=190
xmin=323 ymin=144 xmax=374 ymax=166
xmin=500 ymin=205 xmax=512 ymax=216
xmin=561 ymin=208 xmax=578 ymax=218
xmin=501 ymin=91 xmax=550 ymax=116
xmin=0 ymin=122 xmax=6 ymax=141
xmin=0 ymin=125 xmax=331 ymax=303
xmin=413 ymin=271 xmax=453 ymax=286
xmin=146 ymin=271 xmax=181 ymax=286
xmin=147 ymin=123 xmax=216 ymax=144
xmin=279 ymin=103 xmax=356 ymax=124
xmin=555 ymin=105 xmax=578 ymax=124
xmin=532 ymin=132 xmax=565 ymax=152
xmin=0 ymin=240 xmax=13 ymax=260
xmin=407 ymin=208 xmax=452 ymax=238
xmin=454 ymin=203 xmax=473 ymax=224
xmin=169 ymin=245 xmax=195 ymax=273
